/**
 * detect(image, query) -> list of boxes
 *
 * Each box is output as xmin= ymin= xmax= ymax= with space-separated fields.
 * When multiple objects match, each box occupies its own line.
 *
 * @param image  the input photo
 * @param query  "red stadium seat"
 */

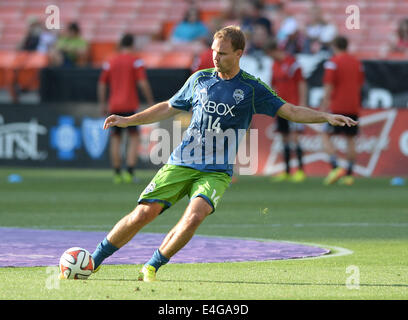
xmin=90 ymin=42 xmax=117 ymax=66
xmin=0 ymin=51 xmax=18 ymax=88
xmin=386 ymin=52 xmax=408 ymax=61
xmin=17 ymin=52 xmax=49 ymax=90
xmin=158 ymin=51 xmax=194 ymax=69
xmin=137 ymin=51 xmax=163 ymax=69
xmin=161 ymin=21 xmax=176 ymax=40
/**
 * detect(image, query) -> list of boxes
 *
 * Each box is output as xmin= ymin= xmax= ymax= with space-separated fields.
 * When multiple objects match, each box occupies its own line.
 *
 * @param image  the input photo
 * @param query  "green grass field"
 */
xmin=0 ymin=167 xmax=407 ymax=300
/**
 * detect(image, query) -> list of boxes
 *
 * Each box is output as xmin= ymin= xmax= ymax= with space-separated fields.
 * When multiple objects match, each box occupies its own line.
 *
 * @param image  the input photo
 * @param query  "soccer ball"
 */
xmin=59 ymin=247 xmax=94 ymax=279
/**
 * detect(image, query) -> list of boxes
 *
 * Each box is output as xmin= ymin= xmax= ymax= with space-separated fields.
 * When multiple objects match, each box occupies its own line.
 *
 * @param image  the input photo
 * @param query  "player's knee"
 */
xmin=129 ymin=203 xmax=160 ymax=226
xmin=183 ymin=211 xmax=207 ymax=229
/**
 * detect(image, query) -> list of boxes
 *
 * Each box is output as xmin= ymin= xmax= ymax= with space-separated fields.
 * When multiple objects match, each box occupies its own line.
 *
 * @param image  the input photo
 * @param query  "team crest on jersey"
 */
xmin=233 ymin=89 xmax=244 ymax=104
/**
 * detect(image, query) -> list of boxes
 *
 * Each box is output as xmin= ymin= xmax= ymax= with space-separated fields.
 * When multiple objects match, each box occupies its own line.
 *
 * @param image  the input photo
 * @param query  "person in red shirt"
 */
xmin=191 ymin=45 xmax=213 ymax=73
xmin=98 ymin=33 xmax=154 ymax=184
xmin=321 ymin=35 xmax=365 ymax=186
xmin=265 ymin=39 xmax=307 ymax=183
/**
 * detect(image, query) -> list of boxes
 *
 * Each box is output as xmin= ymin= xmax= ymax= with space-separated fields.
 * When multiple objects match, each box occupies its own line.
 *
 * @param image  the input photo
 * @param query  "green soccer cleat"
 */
xmin=323 ymin=167 xmax=346 ymax=185
xmin=113 ymin=174 xmax=122 ymax=184
xmin=122 ymin=171 xmax=133 ymax=184
xmin=338 ymin=175 xmax=354 ymax=186
xmin=93 ymin=265 xmax=101 ymax=273
xmin=271 ymin=172 xmax=290 ymax=182
xmin=291 ymin=169 xmax=306 ymax=183
xmin=138 ymin=265 xmax=157 ymax=282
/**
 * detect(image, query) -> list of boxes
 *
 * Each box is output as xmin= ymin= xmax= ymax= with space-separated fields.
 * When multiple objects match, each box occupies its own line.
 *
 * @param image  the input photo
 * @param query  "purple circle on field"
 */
xmin=0 ymin=228 xmax=330 ymax=267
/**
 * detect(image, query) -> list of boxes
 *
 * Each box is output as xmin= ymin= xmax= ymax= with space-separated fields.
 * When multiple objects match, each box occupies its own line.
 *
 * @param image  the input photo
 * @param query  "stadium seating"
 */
xmin=0 ymin=0 xmax=406 ymax=74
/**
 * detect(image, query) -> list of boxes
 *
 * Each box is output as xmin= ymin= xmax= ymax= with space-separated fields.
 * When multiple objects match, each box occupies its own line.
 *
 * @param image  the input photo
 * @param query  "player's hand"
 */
xmin=103 ymin=114 xmax=128 ymax=129
xmin=327 ymin=114 xmax=358 ymax=127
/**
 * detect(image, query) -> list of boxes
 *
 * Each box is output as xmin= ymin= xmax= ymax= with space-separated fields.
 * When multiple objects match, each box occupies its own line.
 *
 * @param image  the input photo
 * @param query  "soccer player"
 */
xmin=265 ymin=39 xmax=307 ymax=183
xmin=98 ymin=33 xmax=154 ymax=184
xmin=90 ymin=26 xmax=357 ymax=282
xmin=321 ymin=35 xmax=365 ymax=186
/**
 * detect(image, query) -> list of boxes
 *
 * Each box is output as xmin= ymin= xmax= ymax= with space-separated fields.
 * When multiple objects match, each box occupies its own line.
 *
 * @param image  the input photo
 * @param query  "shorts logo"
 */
xmin=143 ymin=182 xmax=156 ymax=195
xmin=233 ymin=89 xmax=244 ymax=104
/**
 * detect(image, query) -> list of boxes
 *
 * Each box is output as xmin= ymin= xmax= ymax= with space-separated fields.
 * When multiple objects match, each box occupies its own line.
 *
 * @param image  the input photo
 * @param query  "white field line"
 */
xmin=5 ymin=222 xmax=407 ymax=230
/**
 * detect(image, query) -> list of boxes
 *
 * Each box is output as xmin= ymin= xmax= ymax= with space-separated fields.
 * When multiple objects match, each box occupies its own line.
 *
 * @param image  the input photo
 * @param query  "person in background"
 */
xmin=387 ymin=18 xmax=408 ymax=55
xmin=265 ymin=39 xmax=307 ymax=183
xmin=190 ymin=34 xmax=214 ymax=73
xmin=303 ymin=4 xmax=337 ymax=54
xmin=171 ymin=6 xmax=209 ymax=43
xmin=98 ymin=33 xmax=155 ymax=184
xmin=240 ymin=23 xmax=272 ymax=85
xmin=50 ymin=22 xmax=88 ymax=67
xmin=321 ymin=36 xmax=365 ymax=186
xmin=240 ymin=0 xmax=274 ymax=36
xmin=19 ymin=16 xmax=42 ymax=51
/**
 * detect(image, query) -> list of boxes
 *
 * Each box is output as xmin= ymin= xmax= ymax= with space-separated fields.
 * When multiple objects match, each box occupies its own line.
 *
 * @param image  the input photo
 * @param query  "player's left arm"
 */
xmin=277 ymin=102 xmax=358 ymax=127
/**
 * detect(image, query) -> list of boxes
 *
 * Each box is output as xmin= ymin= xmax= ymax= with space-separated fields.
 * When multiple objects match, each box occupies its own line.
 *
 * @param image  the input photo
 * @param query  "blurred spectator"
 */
xmin=37 ymin=28 xmax=57 ymax=54
xmin=240 ymin=23 xmax=272 ymax=84
xmin=98 ymin=33 xmax=155 ymax=184
xmin=274 ymin=2 xmax=304 ymax=54
xmin=171 ymin=6 xmax=209 ymax=43
xmin=222 ymin=0 xmax=249 ymax=22
xmin=50 ymin=22 xmax=88 ymax=67
xmin=275 ymin=2 xmax=298 ymax=45
xmin=388 ymin=18 xmax=408 ymax=55
xmin=240 ymin=1 xmax=274 ymax=36
xmin=19 ymin=16 xmax=57 ymax=54
xmin=247 ymin=22 xmax=270 ymax=55
xmin=19 ymin=16 xmax=42 ymax=51
xmin=281 ymin=27 xmax=305 ymax=55
xmin=303 ymin=5 xmax=337 ymax=54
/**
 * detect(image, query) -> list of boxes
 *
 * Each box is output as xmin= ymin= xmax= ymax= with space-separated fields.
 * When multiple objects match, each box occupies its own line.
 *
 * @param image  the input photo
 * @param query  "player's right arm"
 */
xmin=103 ymin=101 xmax=182 ymax=129
xmin=104 ymin=70 xmax=201 ymax=129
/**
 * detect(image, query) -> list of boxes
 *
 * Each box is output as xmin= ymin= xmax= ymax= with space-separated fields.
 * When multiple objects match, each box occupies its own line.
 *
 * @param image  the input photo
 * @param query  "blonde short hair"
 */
xmin=213 ymin=25 xmax=246 ymax=51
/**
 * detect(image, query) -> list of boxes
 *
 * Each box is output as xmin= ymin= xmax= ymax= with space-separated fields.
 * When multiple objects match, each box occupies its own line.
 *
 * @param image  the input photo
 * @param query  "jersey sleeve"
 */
xmin=168 ymin=71 xmax=199 ymax=111
xmin=133 ymin=58 xmax=147 ymax=81
xmin=323 ymin=59 xmax=337 ymax=85
xmin=99 ymin=61 xmax=110 ymax=84
xmin=254 ymin=80 xmax=286 ymax=117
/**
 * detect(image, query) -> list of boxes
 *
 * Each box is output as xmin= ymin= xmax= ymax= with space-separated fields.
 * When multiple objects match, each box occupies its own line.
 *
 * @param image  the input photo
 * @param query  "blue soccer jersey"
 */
xmin=168 ymin=68 xmax=286 ymax=176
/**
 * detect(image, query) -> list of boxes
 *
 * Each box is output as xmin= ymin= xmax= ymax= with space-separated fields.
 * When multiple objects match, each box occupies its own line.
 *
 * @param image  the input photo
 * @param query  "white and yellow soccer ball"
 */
xmin=59 ymin=247 xmax=94 ymax=279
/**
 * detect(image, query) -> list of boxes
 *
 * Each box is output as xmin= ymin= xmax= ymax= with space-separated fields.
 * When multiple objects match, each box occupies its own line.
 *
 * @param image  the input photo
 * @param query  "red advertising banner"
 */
xmin=250 ymin=109 xmax=408 ymax=177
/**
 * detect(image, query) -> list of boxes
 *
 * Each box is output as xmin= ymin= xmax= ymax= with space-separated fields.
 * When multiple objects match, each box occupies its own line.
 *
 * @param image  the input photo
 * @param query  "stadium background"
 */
xmin=0 ymin=0 xmax=407 ymax=177
xmin=1 ymin=0 xmax=408 ymax=302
